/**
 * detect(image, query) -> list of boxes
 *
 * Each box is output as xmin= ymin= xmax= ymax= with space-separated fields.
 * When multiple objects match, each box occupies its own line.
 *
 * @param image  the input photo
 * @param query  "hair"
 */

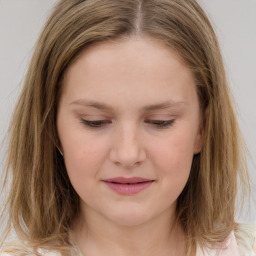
xmin=0 ymin=0 xmax=249 ymax=255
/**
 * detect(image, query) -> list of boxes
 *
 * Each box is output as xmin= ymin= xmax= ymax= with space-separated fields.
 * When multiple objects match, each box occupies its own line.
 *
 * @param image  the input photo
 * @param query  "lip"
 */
xmin=103 ymin=177 xmax=154 ymax=184
xmin=102 ymin=177 xmax=155 ymax=195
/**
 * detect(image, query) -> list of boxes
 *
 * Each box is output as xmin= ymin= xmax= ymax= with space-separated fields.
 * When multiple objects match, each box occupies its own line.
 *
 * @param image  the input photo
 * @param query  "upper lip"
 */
xmin=103 ymin=177 xmax=154 ymax=184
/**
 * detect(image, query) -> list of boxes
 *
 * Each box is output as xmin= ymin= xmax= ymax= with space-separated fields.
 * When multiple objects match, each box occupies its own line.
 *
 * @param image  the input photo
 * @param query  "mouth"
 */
xmin=102 ymin=177 xmax=155 ymax=195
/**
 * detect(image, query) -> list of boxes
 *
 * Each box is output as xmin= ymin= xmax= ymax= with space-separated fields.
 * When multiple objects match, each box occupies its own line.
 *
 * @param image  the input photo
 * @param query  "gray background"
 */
xmin=0 ymin=0 xmax=255 ymax=239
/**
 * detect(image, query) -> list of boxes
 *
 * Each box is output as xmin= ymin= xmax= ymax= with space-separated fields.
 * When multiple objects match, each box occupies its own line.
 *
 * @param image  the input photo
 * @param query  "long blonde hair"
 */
xmin=0 ymin=0 xmax=249 ymax=255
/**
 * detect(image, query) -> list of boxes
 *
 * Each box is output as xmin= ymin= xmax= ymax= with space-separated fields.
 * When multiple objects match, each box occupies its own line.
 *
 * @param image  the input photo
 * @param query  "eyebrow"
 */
xmin=70 ymin=99 xmax=186 ymax=112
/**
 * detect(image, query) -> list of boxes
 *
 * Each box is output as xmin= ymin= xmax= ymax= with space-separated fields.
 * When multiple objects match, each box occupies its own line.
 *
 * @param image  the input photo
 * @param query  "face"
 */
xmin=57 ymin=36 xmax=203 ymax=227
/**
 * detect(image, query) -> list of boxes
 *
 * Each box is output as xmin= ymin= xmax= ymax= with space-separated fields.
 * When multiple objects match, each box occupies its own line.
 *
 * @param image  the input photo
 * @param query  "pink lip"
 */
xmin=103 ymin=177 xmax=155 ymax=195
xmin=103 ymin=177 xmax=153 ymax=183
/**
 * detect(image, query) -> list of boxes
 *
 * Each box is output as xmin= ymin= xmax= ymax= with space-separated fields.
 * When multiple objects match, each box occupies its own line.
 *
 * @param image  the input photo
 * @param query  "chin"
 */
xmin=105 ymin=207 xmax=152 ymax=227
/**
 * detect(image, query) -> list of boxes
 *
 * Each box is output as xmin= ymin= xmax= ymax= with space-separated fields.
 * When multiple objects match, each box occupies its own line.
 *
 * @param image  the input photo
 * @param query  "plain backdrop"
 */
xmin=0 ymin=0 xmax=255 ymax=239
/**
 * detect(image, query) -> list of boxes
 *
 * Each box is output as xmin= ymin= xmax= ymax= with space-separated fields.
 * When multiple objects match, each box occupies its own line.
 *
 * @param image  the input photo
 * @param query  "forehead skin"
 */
xmin=60 ymin=36 xmax=199 ymax=115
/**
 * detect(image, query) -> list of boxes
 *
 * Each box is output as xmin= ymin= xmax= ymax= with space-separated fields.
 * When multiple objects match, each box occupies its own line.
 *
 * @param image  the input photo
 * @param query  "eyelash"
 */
xmin=80 ymin=119 xmax=175 ymax=129
xmin=144 ymin=119 xmax=175 ymax=128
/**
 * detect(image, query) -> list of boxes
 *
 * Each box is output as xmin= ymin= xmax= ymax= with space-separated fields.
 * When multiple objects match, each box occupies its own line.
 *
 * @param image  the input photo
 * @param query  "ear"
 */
xmin=193 ymin=125 xmax=204 ymax=154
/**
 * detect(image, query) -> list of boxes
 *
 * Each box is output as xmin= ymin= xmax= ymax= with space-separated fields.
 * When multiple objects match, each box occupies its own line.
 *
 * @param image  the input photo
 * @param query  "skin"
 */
xmin=57 ymin=36 xmax=202 ymax=256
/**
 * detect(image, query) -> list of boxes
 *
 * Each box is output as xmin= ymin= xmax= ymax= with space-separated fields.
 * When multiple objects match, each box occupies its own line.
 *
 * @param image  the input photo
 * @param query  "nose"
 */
xmin=109 ymin=125 xmax=146 ymax=169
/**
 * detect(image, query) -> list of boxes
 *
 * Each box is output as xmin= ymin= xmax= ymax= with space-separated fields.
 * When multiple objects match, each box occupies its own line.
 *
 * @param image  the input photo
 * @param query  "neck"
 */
xmin=71 ymin=206 xmax=187 ymax=256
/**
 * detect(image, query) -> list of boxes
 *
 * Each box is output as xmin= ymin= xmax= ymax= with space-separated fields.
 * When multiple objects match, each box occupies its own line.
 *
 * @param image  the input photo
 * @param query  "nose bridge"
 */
xmin=110 ymin=122 xmax=146 ymax=168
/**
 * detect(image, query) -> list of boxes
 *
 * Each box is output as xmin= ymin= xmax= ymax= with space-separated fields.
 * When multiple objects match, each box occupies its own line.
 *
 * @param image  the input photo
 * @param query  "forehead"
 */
xmin=65 ymin=36 xmax=191 ymax=79
xmin=61 ymin=36 xmax=198 ymax=110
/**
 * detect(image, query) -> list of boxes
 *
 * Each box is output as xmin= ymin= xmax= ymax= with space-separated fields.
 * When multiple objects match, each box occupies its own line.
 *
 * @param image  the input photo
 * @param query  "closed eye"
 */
xmin=80 ymin=119 xmax=111 ymax=128
xmin=80 ymin=119 xmax=175 ymax=129
xmin=144 ymin=119 xmax=175 ymax=129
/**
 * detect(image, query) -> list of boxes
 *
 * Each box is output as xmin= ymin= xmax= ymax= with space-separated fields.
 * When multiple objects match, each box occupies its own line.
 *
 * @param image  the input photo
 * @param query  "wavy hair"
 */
xmin=0 ymin=0 xmax=249 ymax=255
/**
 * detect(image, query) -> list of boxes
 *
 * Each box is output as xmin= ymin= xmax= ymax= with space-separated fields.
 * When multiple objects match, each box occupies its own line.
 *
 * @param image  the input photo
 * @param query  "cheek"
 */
xmin=59 ymin=127 xmax=108 ymax=186
xmin=151 ymin=132 xmax=195 ymax=202
xmin=62 ymin=138 xmax=108 ymax=202
xmin=150 ymin=129 xmax=195 ymax=180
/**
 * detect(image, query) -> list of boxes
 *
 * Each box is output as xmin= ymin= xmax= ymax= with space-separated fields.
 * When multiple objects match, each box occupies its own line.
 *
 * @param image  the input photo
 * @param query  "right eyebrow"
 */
xmin=70 ymin=99 xmax=114 ymax=111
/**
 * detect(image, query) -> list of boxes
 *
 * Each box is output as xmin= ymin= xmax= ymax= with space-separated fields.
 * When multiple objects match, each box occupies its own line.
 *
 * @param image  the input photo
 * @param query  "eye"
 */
xmin=80 ymin=119 xmax=112 ymax=128
xmin=144 ymin=119 xmax=175 ymax=129
xmin=80 ymin=119 xmax=175 ymax=129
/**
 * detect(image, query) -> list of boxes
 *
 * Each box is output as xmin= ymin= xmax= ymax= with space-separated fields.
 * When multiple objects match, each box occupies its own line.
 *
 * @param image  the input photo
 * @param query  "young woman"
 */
xmin=0 ymin=0 xmax=255 ymax=255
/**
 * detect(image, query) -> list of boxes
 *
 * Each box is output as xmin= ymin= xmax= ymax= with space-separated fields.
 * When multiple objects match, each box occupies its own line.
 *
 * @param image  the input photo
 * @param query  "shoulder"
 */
xmin=0 ymin=249 xmax=61 ymax=256
xmin=0 ymin=253 xmax=60 ymax=256
xmin=234 ymin=222 xmax=256 ymax=256
xmin=197 ymin=222 xmax=256 ymax=256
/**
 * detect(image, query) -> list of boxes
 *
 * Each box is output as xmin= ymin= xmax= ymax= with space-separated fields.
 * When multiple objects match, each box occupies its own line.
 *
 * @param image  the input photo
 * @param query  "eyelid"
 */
xmin=80 ymin=118 xmax=176 ymax=129
xmin=80 ymin=119 xmax=111 ymax=128
xmin=144 ymin=119 xmax=175 ymax=129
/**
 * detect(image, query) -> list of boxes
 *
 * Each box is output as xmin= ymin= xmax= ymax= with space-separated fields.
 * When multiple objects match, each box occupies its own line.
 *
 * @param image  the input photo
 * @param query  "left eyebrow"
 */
xmin=70 ymin=98 xmax=187 ymax=112
xmin=141 ymin=101 xmax=187 ymax=112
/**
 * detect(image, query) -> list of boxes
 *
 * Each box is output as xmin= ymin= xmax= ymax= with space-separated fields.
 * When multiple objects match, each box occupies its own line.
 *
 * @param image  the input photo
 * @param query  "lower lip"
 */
xmin=103 ymin=181 xmax=154 ymax=195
